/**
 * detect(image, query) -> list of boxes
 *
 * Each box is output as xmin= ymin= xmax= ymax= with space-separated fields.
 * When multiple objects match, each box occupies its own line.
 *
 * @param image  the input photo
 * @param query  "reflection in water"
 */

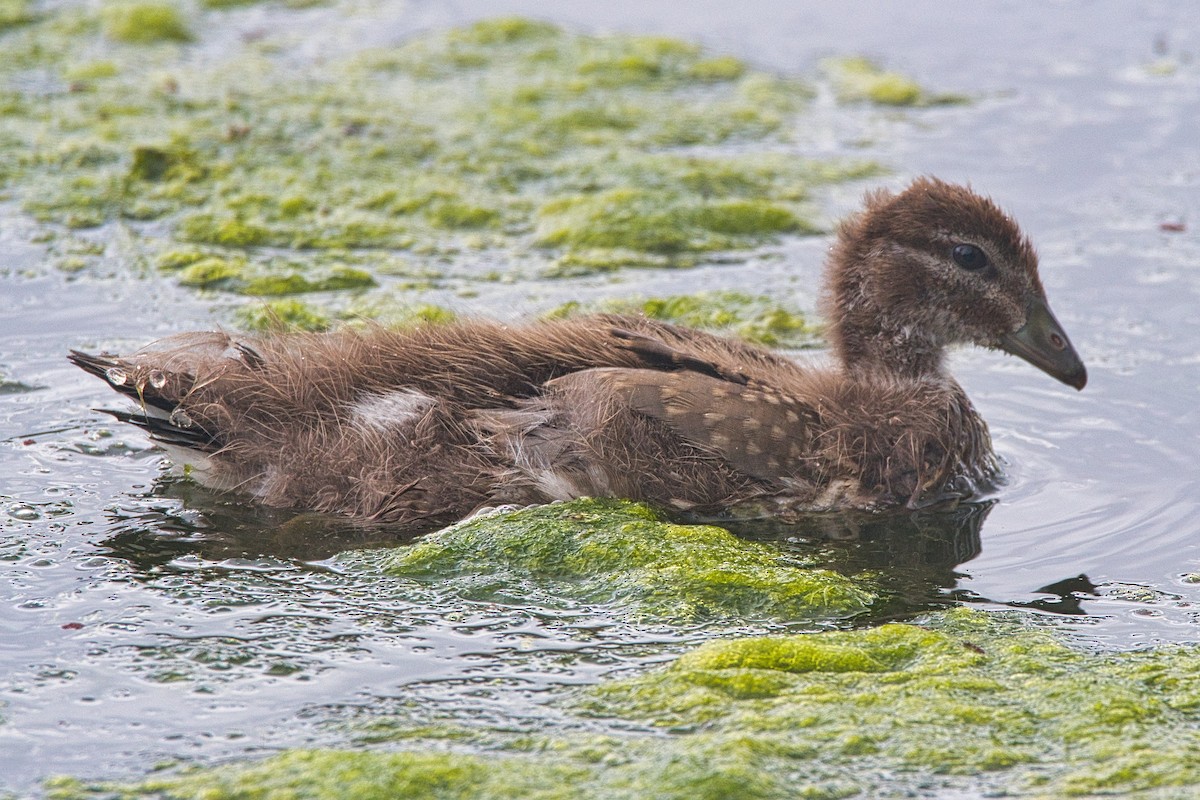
xmin=100 ymin=474 xmax=1005 ymax=626
xmin=722 ymin=502 xmax=990 ymax=572
xmin=101 ymin=476 xmax=426 ymax=567
xmin=109 ymin=474 xmax=992 ymax=565
xmin=98 ymin=472 xmax=1008 ymax=628
xmin=1009 ymin=574 xmax=1100 ymax=616
xmin=98 ymin=481 xmax=1132 ymax=627
xmin=722 ymin=502 xmax=994 ymax=622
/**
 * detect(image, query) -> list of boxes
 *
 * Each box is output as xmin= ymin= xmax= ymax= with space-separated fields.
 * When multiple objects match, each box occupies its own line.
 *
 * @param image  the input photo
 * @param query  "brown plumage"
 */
xmin=70 ymin=178 xmax=1087 ymax=528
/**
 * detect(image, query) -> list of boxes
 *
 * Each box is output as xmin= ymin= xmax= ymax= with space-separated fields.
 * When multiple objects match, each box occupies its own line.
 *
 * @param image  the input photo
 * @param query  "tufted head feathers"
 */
xmin=824 ymin=177 xmax=1086 ymax=389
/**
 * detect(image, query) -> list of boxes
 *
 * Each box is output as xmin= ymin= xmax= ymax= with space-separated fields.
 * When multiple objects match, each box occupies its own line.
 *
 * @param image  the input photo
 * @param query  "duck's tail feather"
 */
xmin=98 ymin=407 xmax=220 ymax=453
xmin=68 ymin=349 xmax=178 ymax=417
xmin=70 ymin=348 xmax=224 ymax=454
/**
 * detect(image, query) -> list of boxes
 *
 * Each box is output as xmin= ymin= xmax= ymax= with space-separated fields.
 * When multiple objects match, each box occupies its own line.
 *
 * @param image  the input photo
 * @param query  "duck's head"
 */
xmin=824 ymin=177 xmax=1087 ymax=390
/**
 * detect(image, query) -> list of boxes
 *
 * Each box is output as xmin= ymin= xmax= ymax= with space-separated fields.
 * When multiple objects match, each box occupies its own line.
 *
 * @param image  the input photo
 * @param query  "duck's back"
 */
xmin=70 ymin=317 xmax=803 ymax=523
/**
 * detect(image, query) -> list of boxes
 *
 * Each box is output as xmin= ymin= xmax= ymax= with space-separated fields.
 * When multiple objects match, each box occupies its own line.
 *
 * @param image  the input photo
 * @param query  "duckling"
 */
xmin=70 ymin=178 xmax=1086 ymax=528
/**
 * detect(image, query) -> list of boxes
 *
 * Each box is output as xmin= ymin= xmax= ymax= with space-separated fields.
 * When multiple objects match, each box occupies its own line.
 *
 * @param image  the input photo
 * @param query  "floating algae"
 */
xmin=382 ymin=499 xmax=877 ymax=625
xmin=0 ymin=10 xmax=901 ymax=314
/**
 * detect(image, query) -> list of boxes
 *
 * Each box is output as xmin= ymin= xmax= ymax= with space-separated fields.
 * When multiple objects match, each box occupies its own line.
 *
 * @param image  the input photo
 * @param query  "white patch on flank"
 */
xmin=532 ymin=470 xmax=582 ymax=502
xmin=348 ymin=389 xmax=435 ymax=434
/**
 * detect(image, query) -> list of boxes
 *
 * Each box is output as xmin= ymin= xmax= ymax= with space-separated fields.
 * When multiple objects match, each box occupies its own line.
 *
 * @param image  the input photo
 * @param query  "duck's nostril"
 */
xmin=1049 ymin=332 xmax=1065 ymax=351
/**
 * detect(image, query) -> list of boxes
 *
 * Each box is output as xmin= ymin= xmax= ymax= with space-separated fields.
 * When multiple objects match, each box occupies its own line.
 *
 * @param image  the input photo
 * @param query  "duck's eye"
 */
xmin=952 ymin=244 xmax=989 ymax=271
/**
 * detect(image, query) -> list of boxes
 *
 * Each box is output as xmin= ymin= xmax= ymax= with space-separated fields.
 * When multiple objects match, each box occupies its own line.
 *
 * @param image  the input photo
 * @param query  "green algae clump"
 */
xmin=0 ymin=0 xmax=33 ymax=30
xmin=46 ymin=749 xmax=592 ymax=800
xmin=536 ymin=190 xmax=803 ymax=255
xmin=384 ymin=499 xmax=876 ymax=623
xmin=385 ymin=303 xmax=458 ymax=327
xmin=236 ymin=299 xmax=331 ymax=332
xmin=825 ymin=56 xmax=967 ymax=107
xmin=101 ymin=1 xmax=192 ymax=43
xmin=0 ymin=11 xmax=895 ymax=312
xmin=686 ymin=55 xmax=746 ymax=82
xmin=675 ymin=622 xmax=947 ymax=674
xmin=2 ymin=12 xmax=847 ymax=295
xmin=242 ymin=266 xmax=376 ymax=296
xmin=581 ymin=608 xmax=1200 ymax=795
xmin=176 ymin=255 xmax=244 ymax=289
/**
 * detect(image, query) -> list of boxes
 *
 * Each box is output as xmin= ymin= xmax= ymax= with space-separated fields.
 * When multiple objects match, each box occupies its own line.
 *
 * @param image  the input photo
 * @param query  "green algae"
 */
xmin=0 ymin=372 xmax=41 ymax=395
xmin=62 ymin=60 xmax=120 ymax=82
xmin=383 ymin=499 xmax=876 ymax=624
xmin=530 ymin=153 xmax=878 ymax=274
xmin=167 ymin=252 xmax=376 ymax=295
xmin=242 ymin=266 xmax=376 ymax=295
xmin=582 ymin=608 xmax=1200 ymax=795
xmin=0 ymin=0 xmax=33 ymax=30
xmin=176 ymin=255 xmax=243 ymax=288
xmin=381 ymin=303 xmax=458 ymax=326
xmin=235 ymin=300 xmax=331 ymax=332
xmin=1144 ymin=58 xmax=1180 ymax=77
xmin=325 ymin=299 xmax=458 ymax=330
xmin=0 ymin=10 xmax=889 ymax=315
xmin=824 ymin=56 xmax=968 ymax=107
xmin=535 ymin=190 xmax=805 ymax=254
xmin=100 ymin=1 xmax=192 ymax=43
xmin=46 ymin=750 xmax=593 ymax=800
xmin=53 ymin=609 xmax=1200 ymax=799
xmin=202 ymin=0 xmax=327 ymax=8
xmin=545 ymin=291 xmax=821 ymax=348
xmin=686 ymin=55 xmax=746 ymax=82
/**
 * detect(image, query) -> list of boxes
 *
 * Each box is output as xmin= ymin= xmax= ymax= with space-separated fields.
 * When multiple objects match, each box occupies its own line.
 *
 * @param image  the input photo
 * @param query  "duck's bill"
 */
xmin=998 ymin=297 xmax=1088 ymax=390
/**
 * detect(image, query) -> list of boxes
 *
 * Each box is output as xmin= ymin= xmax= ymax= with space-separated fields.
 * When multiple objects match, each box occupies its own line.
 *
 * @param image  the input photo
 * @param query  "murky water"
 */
xmin=2 ymin=1 xmax=1199 ymax=795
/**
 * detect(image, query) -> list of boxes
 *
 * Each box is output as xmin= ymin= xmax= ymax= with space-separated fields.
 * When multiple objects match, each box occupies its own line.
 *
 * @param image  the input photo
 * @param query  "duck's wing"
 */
xmin=608 ymin=328 xmax=751 ymax=386
xmin=558 ymin=367 xmax=820 ymax=483
xmin=473 ymin=363 xmax=827 ymax=515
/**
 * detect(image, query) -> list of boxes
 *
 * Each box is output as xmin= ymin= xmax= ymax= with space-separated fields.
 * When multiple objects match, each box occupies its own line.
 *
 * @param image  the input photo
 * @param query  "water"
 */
xmin=2 ymin=1 xmax=1200 ymax=795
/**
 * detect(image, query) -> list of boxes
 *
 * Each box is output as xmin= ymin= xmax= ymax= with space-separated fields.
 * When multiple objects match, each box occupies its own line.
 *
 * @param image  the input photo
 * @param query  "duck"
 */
xmin=70 ymin=178 xmax=1086 ymax=529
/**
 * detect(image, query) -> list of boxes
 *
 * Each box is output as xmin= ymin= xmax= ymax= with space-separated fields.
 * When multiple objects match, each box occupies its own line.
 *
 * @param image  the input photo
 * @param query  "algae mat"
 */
xmin=0 ymin=4 xmax=886 ymax=332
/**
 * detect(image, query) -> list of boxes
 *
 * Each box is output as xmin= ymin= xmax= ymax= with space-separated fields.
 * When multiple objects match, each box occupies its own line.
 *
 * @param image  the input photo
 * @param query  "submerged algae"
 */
xmin=384 ymin=499 xmax=876 ymax=624
xmin=545 ymin=291 xmax=821 ymax=348
xmin=55 ymin=609 xmax=1200 ymax=799
xmin=532 ymin=153 xmax=877 ymax=273
xmin=535 ymin=190 xmax=805 ymax=255
xmin=234 ymin=297 xmax=457 ymax=332
xmin=168 ymin=253 xmax=376 ymax=295
xmin=235 ymin=299 xmax=332 ymax=332
xmin=0 ymin=0 xmax=33 ymax=30
xmin=46 ymin=750 xmax=592 ymax=800
xmin=100 ymin=1 xmax=192 ymax=43
xmin=824 ymin=56 xmax=968 ymax=107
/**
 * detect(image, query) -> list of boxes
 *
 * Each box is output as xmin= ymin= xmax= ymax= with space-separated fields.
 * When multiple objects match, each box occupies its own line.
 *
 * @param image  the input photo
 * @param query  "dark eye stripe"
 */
xmin=952 ymin=243 xmax=989 ymax=271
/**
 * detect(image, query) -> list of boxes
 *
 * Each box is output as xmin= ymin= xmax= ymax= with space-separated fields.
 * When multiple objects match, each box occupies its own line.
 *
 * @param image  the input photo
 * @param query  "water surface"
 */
xmin=2 ymin=1 xmax=1199 ymax=795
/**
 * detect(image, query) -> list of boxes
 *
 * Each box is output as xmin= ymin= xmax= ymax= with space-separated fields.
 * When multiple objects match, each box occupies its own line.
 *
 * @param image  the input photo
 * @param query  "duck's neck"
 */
xmin=825 ymin=286 xmax=948 ymax=383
